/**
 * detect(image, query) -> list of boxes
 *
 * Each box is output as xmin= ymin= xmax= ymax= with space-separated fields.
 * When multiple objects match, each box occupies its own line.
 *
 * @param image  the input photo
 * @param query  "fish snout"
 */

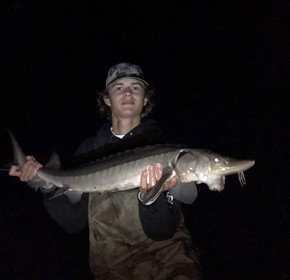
xmin=213 ymin=159 xmax=255 ymax=175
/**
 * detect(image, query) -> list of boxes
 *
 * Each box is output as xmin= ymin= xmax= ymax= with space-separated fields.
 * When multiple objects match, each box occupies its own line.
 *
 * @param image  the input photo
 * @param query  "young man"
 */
xmin=9 ymin=63 xmax=202 ymax=279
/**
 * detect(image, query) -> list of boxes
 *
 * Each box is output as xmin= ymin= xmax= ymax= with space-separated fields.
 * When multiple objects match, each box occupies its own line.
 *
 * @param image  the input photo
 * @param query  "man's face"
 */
xmin=104 ymin=78 xmax=147 ymax=119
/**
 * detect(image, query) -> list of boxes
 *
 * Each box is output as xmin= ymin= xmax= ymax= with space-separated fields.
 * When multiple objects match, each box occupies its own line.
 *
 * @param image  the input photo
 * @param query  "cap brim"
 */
xmin=106 ymin=77 xmax=149 ymax=89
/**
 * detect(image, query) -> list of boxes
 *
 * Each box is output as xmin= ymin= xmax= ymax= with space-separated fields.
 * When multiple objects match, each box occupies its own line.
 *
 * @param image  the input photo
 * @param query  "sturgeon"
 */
xmin=10 ymin=133 xmax=255 ymax=205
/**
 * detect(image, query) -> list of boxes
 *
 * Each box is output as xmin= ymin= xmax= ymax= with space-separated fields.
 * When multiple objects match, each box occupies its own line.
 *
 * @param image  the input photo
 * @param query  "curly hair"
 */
xmin=96 ymin=85 xmax=156 ymax=119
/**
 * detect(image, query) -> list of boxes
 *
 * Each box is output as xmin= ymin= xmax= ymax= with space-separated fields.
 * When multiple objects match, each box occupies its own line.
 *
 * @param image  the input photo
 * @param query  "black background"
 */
xmin=0 ymin=1 xmax=289 ymax=279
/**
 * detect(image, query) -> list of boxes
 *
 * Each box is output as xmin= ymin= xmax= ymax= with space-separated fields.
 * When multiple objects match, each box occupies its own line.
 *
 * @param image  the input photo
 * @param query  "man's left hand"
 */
xmin=139 ymin=163 xmax=178 ymax=195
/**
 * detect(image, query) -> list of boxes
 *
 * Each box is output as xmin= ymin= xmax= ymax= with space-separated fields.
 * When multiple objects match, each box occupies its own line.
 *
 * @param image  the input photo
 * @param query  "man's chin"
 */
xmin=119 ymin=111 xmax=142 ymax=119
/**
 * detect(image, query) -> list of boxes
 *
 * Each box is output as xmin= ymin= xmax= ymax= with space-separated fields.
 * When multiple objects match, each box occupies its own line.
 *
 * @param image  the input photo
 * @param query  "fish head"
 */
xmin=174 ymin=152 xmax=203 ymax=183
xmin=194 ymin=152 xmax=255 ymax=191
xmin=191 ymin=154 xmax=227 ymax=191
xmin=174 ymin=149 xmax=255 ymax=192
xmin=208 ymin=154 xmax=255 ymax=177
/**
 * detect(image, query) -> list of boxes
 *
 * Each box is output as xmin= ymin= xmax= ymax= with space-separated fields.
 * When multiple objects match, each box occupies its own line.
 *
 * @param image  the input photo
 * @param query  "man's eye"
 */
xmin=133 ymin=86 xmax=140 ymax=90
xmin=116 ymin=87 xmax=122 ymax=91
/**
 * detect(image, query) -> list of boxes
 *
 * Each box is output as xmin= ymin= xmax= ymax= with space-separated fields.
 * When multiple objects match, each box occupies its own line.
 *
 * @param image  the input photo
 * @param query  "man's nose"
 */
xmin=123 ymin=87 xmax=132 ymax=95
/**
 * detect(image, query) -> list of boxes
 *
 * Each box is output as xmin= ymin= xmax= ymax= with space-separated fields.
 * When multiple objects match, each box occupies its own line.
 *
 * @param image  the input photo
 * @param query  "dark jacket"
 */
xmin=43 ymin=119 xmax=182 ymax=240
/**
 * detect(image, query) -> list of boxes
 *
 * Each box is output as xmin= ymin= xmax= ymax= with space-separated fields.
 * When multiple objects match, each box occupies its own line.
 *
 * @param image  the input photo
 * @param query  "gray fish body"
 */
xmin=38 ymin=146 xmax=184 ymax=193
xmin=10 ymin=133 xmax=255 ymax=204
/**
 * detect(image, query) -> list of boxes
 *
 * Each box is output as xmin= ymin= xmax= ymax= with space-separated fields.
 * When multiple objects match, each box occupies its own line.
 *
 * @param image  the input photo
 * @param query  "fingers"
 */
xmin=139 ymin=163 xmax=179 ymax=195
xmin=9 ymin=156 xmax=43 ymax=182
xmin=9 ymin=165 xmax=21 ymax=177
xmin=148 ymin=165 xmax=156 ymax=187
xmin=155 ymin=163 xmax=163 ymax=181
xmin=20 ymin=156 xmax=42 ymax=182
xmin=140 ymin=171 xmax=149 ymax=194
xmin=164 ymin=176 xmax=178 ymax=190
xmin=140 ymin=165 xmax=158 ymax=194
xmin=140 ymin=163 xmax=172 ymax=193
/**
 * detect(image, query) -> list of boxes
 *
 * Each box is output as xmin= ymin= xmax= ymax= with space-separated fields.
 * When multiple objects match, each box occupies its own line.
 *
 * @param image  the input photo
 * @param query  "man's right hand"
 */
xmin=9 ymin=156 xmax=43 ymax=182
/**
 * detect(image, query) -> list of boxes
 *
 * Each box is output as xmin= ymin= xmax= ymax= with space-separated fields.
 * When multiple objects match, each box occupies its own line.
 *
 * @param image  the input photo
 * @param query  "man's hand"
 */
xmin=140 ymin=163 xmax=178 ymax=195
xmin=9 ymin=156 xmax=43 ymax=182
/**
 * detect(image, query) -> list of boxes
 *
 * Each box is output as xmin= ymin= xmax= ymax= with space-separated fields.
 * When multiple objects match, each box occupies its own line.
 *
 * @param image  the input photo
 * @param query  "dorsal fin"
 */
xmin=45 ymin=152 xmax=61 ymax=169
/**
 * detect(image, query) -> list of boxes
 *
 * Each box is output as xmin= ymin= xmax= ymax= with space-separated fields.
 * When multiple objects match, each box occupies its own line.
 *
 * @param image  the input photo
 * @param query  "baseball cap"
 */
xmin=105 ymin=63 xmax=149 ymax=88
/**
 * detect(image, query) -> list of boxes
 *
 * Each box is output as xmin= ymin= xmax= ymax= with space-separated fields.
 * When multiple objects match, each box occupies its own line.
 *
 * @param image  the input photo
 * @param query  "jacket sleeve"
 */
xmin=42 ymin=188 xmax=89 ymax=234
xmin=138 ymin=191 xmax=182 ymax=241
xmin=41 ymin=136 xmax=99 ymax=234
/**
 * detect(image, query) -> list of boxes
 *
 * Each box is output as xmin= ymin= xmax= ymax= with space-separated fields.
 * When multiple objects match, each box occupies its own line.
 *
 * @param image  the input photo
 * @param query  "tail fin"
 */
xmin=8 ymin=131 xmax=27 ymax=166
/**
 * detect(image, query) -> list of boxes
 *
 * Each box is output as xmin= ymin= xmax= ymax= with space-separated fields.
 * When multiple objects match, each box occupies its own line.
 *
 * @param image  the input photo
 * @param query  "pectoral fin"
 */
xmin=27 ymin=176 xmax=52 ymax=190
xmin=141 ymin=166 xmax=175 ymax=205
xmin=50 ymin=185 xmax=83 ymax=204
xmin=65 ymin=191 xmax=83 ymax=204
xmin=50 ymin=185 xmax=71 ymax=199
xmin=169 ymin=182 xmax=198 ymax=204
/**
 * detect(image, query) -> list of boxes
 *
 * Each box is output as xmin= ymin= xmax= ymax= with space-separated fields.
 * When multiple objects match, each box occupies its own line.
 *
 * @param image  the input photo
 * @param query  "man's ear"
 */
xmin=143 ymin=97 xmax=148 ymax=107
xmin=103 ymin=95 xmax=111 ymax=106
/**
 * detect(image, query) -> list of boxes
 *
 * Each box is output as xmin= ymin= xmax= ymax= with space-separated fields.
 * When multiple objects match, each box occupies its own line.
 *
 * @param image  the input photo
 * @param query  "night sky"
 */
xmin=0 ymin=1 xmax=289 ymax=279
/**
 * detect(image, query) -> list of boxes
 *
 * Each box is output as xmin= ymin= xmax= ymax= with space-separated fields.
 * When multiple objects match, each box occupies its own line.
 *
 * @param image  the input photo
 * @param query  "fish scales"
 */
xmin=10 ymin=132 xmax=255 ymax=204
xmin=37 ymin=149 xmax=180 ymax=192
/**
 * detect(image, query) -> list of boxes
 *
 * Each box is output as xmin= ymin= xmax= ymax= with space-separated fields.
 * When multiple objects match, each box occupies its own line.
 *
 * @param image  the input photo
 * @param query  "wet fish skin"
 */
xmin=10 ymin=132 xmax=255 ymax=204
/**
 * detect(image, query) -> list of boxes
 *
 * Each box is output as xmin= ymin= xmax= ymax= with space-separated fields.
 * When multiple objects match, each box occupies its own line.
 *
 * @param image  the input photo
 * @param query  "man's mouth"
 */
xmin=121 ymin=101 xmax=134 ymax=105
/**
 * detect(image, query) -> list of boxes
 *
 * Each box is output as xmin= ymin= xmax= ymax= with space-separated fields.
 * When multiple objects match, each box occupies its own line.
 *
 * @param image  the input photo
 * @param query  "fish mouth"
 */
xmin=210 ymin=160 xmax=255 ymax=176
